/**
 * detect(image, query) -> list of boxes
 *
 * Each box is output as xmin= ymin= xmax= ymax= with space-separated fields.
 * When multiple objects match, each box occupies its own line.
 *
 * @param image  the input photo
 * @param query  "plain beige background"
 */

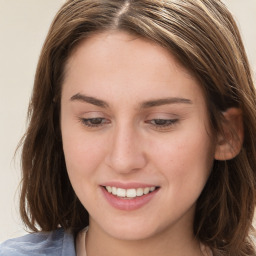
xmin=0 ymin=0 xmax=255 ymax=242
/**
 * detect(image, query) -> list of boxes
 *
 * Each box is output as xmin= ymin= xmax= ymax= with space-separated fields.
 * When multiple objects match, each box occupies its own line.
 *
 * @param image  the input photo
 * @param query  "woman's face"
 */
xmin=61 ymin=31 xmax=216 ymax=241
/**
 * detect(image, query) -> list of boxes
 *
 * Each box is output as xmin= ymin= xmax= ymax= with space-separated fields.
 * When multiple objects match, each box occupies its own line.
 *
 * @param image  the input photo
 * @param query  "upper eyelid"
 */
xmin=78 ymin=113 xmax=180 ymax=121
xmin=145 ymin=113 xmax=179 ymax=119
xmin=79 ymin=111 xmax=109 ymax=118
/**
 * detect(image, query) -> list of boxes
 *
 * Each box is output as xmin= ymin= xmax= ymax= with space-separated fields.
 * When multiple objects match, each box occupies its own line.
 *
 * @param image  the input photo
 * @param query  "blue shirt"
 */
xmin=0 ymin=228 xmax=76 ymax=256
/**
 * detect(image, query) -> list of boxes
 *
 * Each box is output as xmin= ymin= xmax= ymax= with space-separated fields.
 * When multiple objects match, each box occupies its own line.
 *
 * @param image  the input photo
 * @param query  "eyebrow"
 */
xmin=70 ymin=93 xmax=109 ymax=108
xmin=70 ymin=93 xmax=192 ymax=108
xmin=140 ymin=97 xmax=192 ymax=108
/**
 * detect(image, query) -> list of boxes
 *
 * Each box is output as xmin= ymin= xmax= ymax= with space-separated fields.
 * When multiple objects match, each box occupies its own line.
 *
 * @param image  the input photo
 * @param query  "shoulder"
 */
xmin=0 ymin=228 xmax=75 ymax=256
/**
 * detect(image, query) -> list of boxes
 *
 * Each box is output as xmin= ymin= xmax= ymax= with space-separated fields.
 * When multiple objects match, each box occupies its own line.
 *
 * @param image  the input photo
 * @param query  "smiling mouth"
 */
xmin=103 ymin=186 xmax=160 ymax=199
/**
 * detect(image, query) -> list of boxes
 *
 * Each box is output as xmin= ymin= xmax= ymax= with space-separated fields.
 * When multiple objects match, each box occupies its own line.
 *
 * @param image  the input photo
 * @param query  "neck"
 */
xmin=85 ymin=219 xmax=202 ymax=256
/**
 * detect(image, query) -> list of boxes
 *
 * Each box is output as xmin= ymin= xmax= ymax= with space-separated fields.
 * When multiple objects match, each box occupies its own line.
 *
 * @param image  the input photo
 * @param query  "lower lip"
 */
xmin=101 ymin=187 xmax=159 ymax=211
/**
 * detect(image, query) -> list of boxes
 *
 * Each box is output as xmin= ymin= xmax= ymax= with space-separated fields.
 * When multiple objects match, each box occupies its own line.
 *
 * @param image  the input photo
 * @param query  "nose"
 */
xmin=105 ymin=123 xmax=147 ymax=174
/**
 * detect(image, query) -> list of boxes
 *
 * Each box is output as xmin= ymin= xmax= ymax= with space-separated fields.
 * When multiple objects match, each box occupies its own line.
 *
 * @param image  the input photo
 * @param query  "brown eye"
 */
xmin=80 ymin=118 xmax=110 ymax=128
xmin=145 ymin=118 xmax=179 ymax=132
xmin=149 ymin=119 xmax=178 ymax=126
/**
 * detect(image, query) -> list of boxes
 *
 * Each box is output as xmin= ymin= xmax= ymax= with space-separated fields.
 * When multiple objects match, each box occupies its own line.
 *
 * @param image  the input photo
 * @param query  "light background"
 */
xmin=0 ymin=0 xmax=255 ymax=242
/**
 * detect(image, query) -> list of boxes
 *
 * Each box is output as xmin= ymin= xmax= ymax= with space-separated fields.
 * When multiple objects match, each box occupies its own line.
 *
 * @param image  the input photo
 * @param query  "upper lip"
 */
xmin=100 ymin=182 xmax=159 ymax=189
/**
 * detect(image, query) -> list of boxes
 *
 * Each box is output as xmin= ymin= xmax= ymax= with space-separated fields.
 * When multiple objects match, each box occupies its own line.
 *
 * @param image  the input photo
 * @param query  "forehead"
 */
xmin=66 ymin=31 xmax=193 ymax=79
xmin=62 ymin=31 xmax=205 ymax=108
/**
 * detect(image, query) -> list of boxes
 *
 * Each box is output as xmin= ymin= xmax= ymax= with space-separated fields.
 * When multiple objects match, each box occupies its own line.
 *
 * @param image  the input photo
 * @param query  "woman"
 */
xmin=1 ymin=0 xmax=256 ymax=255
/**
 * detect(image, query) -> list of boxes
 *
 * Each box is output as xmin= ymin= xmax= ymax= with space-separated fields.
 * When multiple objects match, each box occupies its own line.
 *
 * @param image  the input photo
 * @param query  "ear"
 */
xmin=214 ymin=108 xmax=244 ymax=161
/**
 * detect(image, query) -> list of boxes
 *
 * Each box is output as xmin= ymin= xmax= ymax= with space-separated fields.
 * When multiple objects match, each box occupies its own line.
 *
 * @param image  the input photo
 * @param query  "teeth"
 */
xmin=144 ymin=187 xmax=150 ymax=195
xmin=126 ymin=189 xmax=136 ymax=198
xmin=112 ymin=187 xmax=117 ymax=195
xmin=106 ymin=186 xmax=112 ymax=193
xmin=136 ymin=188 xmax=144 ymax=196
xmin=104 ymin=186 xmax=157 ymax=198
xmin=117 ymin=188 xmax=126 ymax=197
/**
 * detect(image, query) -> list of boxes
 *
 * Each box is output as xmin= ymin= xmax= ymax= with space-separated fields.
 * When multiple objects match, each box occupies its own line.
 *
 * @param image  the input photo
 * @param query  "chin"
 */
xmin=100 ymin=218 xmax=163 ymax=241
xmin=109 ymin=227 xmax=155 ymax=241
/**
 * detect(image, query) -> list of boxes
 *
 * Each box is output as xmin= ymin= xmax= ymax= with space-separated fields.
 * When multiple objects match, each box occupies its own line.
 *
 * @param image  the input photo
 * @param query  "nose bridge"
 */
xmin=106 ymin=120 xmax=146 ymax=173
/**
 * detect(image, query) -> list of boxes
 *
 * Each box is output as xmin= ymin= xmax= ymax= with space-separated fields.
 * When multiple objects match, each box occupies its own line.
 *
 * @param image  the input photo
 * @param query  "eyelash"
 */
xmin=145 ymin=119 xmax=179 ymax=130
xmin=79 ymin=118 xmax=110 ymax=128
xmin=79 ymin=117 xmax=178 ymax=130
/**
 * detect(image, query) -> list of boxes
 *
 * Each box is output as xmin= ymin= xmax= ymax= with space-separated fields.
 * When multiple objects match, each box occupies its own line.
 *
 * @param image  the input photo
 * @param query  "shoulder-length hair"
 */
xmin=20 ymin=0 xmax=256 ymax=255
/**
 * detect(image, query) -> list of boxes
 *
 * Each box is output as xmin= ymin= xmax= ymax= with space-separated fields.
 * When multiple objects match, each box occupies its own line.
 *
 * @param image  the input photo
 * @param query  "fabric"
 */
xmin=0 ymin=228 xmax=76 ymax=256
xmin=76 ymin=227 xmax=88 ymax=256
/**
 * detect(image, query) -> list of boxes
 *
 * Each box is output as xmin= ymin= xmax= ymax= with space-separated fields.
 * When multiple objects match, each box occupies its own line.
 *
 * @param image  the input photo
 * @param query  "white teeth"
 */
xmin=136 ymin=188 xmax=144 ymax=196
xmin=104 ymin=186 xmax=158 ymax=198
xmin=106 ymin=186 xmax=112 ymax=193
xmin=112 ymin=187 xmax=117 ymax=195
xmin=126 ymin=189 xmax=136 ymax=198
xmin=117 ymin=188 xmax=126 ymax=197
xmin=143 ymin=187 xmax=150 ymax=195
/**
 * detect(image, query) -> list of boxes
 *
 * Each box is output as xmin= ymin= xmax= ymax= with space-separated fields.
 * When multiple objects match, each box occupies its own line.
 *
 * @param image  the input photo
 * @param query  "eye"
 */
xmin=145 ymin=118 xmax=179 ymax=131
xmin=79 ymin=117 xmax=110 ymax=128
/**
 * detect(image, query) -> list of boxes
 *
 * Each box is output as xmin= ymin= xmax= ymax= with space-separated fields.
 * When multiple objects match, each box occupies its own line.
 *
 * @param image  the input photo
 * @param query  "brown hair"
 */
xmin=20 ymin=0 xmax=256 ymax=255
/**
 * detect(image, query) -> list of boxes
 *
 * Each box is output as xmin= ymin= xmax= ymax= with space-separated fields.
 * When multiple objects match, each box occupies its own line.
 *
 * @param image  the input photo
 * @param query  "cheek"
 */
xmin=150 ymin=125 xmax=215 ymax=191
xmin=61 ymin=118 xmax=106 ymax=185
xmin=62 ymin=132 xmax=107 ymax=209
xmin=63 ymin=138 xmax=104 ymax=176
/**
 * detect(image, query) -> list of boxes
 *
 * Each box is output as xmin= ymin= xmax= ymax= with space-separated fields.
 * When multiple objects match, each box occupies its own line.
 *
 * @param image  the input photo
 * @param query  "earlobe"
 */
xmin=214 ymin=108 xmax=244 ymax=161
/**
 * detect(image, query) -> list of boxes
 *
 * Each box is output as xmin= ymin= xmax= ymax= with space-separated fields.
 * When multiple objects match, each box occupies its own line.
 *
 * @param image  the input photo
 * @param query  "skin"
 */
xmin=61 ymin=31 xmax=217 ymax=256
